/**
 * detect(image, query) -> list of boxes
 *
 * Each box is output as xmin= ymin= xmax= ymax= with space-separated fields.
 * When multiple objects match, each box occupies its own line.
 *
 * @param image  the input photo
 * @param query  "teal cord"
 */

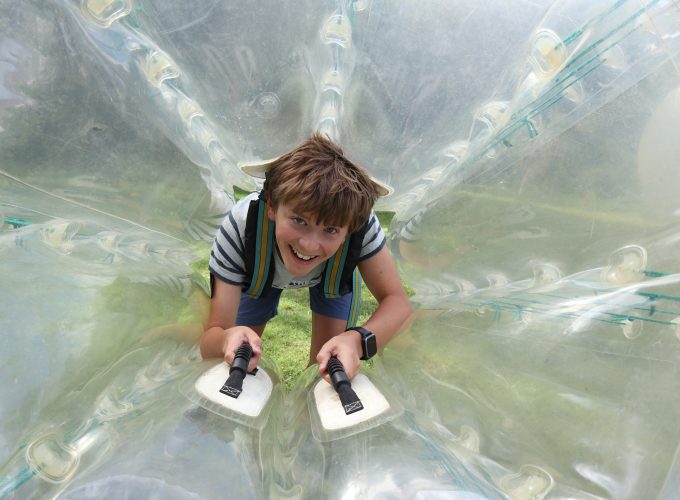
xmin=0 ymin=466 xmax=35 ymax=498
xmin=2 ymin=217 xmax=32 ymax=228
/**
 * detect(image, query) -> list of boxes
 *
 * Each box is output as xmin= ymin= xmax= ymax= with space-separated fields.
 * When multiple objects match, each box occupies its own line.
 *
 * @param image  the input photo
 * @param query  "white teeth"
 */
xmin=291 ymin=246 xmax=314 ymax=261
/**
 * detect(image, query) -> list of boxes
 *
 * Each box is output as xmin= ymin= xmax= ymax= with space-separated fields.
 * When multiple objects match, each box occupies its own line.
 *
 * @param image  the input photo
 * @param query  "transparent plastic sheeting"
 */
xmin=2 ymin=0 xmax=680 ymax=498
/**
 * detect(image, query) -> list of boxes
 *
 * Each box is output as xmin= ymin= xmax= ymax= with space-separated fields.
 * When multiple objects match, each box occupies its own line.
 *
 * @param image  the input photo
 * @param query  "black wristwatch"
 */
xmin=348 ymin=326 xmax=377 ymax=360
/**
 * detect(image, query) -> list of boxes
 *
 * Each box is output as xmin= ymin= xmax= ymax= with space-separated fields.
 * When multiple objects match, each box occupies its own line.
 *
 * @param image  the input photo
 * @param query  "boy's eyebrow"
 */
xmin=295 ymin=213 xmax=344 ymax=229
xmin=287 ymin=205 xmax=348 ymax=229
xmin=289 ymin=207 xmax=313 ymax=218
xmin=288 ymin=209 xmax=307 ymax=219
xmin=319 ymin=219 xmax=348 ymax=230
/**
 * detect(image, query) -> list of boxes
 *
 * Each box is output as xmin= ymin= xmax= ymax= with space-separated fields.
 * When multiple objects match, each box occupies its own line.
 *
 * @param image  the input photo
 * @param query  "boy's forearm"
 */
xmin=200 ymin=326 xmax=227 ymax=359
xmin=362 ymin=293 xmax=412 ymax=350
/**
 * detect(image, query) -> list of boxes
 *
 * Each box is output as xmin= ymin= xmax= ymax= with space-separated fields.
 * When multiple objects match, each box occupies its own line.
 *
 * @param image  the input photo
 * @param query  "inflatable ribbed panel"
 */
xmin=2 ymin=1 xmax=680 ymax=498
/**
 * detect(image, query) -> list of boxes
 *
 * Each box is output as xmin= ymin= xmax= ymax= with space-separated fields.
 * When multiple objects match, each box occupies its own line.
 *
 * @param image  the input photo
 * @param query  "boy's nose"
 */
xmin=298 ymin=236 xmax=320 ymax=253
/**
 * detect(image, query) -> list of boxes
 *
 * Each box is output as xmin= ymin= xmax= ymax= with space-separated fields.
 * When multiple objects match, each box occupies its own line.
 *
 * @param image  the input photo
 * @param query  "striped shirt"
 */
xmin=209 ymin=193 xmax=386 ymax=290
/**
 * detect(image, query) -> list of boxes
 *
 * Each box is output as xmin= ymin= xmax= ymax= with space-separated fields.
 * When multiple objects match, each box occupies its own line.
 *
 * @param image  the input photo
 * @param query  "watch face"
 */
xmin=364 ymin=333 xmax=377 ymax=359
xmin=351 ymin=327 xmax=378 ymax=359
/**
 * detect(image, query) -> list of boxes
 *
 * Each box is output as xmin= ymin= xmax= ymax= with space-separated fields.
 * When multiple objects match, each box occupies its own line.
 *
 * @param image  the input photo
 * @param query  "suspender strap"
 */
xmin=345 ymin=270 xmax=362 ymax=329
xmin=245 ymin=195 xmax=275 ymax=298
xmin=323 ymin=236 xmax=351 ymax=298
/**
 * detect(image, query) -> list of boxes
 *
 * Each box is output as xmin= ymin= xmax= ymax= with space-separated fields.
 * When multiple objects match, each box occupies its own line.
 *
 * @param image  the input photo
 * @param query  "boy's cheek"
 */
xmin=324 ymin=240 xmax=346 ymax=259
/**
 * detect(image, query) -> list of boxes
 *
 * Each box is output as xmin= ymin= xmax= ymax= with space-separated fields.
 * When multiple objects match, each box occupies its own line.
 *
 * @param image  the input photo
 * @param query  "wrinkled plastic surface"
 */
xmin=2 ymin=0 xmax=680 ymax=498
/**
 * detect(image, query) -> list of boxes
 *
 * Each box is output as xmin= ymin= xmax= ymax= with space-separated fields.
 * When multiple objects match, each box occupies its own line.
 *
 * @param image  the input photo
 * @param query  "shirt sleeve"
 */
xmin=359 ymin=212 xmax=386 ymax=261
xmin=208 ymin=194 xmax=254 ymax=287
xmin=399 ymin=210 xmax=423 ymax=242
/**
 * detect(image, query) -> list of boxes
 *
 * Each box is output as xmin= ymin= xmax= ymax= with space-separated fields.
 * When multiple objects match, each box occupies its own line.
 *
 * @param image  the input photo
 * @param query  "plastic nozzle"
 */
xmin=219 ymin=344 xmax=253 ymax=398
xmin=327 ymin=357 xmax=364 ymax=415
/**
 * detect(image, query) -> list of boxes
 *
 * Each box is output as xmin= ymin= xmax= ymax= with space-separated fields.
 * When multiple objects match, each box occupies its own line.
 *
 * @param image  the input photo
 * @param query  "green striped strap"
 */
xmin=345 ymin=270 xmax=362 ymax=329
xmin=245 ymin=198 xmax=274 ymax=298
xmin=323 ymin=236 xmax=351 ymax=298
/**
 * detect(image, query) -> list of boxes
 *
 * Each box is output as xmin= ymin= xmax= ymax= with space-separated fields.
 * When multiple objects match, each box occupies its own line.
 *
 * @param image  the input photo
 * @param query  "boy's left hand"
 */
xmin=316 ymin=330 xmax=362 ymax=383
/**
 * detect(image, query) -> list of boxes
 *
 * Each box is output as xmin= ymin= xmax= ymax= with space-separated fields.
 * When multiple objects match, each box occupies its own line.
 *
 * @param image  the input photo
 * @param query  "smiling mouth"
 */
xmin=290 ymin=245 xmax=317 ymax=262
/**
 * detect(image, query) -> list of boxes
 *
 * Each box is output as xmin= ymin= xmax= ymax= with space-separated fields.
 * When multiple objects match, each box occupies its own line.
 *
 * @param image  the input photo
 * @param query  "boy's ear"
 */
xmin=266 ymin=200 xmax=276 ymax=221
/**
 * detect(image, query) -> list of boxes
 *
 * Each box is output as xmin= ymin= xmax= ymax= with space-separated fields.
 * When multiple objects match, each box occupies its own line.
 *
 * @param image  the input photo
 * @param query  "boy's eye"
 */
xmin=291 ymin=216 xmax=306 ymax=225
xmin=324 ymin=227 xmax=338 ymax=235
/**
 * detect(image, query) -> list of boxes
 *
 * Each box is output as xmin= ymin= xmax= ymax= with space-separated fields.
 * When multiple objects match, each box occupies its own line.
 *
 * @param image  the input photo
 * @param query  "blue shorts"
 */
xmin=236 ymin=282 xmax=353 ymax=326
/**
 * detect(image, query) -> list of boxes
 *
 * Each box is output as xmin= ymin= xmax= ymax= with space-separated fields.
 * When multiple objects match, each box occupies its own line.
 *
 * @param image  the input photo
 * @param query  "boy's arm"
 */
xmin=358 ymin=246 xmax=412 ymax=346
xmin=317 ymin=246 xmax=412 ymax=380
xmin=201 ymin=277 xmax=262 ymax=372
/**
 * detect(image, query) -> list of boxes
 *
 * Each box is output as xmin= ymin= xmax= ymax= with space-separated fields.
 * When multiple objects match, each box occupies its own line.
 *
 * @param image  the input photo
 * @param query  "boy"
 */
xmin=200 ymin=133 xmax=411 ymax=382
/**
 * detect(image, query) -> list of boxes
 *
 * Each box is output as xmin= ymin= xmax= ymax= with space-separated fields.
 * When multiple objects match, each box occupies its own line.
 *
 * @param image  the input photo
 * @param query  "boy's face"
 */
xmin=267 ymin=202 xmax=349 ymax=277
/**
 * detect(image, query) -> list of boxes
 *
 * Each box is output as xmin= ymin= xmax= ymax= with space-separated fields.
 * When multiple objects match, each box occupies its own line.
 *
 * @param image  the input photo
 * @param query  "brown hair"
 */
xmin=263 ymin=133 xmax=379 ymax=233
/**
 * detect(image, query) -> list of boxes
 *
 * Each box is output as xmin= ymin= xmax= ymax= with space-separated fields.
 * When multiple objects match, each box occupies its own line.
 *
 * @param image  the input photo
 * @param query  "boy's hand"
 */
xmin=222 ymin=326 xmax=262 ymax=373
xmin=316 ymin=330 xmax=362 ymax=383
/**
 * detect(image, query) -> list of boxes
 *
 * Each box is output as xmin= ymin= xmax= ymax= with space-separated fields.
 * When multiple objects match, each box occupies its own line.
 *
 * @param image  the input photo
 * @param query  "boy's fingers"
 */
xmin=336 ymin=353 xmax=356 ymax=380
xmin=317 ymin=345 xmax=342 ymax=384
xmin=316 ymin=346 xmax=333 ymax=371
xmin=223 ymin=330 xmax=246 ymax=364
xmin=247 ymin=354 xmax=260 ymax=373
xmin=248 ymin=333 xmax=262 ymax=352
xmin=318 ymin=355 xmax=332 ymax=383
xmin=242 ymin=329 xmax=261 ymax=372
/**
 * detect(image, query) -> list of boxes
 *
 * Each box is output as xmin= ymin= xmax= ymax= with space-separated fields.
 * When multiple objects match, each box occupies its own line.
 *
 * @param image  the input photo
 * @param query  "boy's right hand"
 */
xmin=222 ymin=326 xmax=262 ymax=373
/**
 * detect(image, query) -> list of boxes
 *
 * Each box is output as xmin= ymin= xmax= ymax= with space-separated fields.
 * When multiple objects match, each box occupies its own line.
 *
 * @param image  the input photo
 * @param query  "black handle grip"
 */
xmin=230 ymin=344 xmax=253 ymax=375
xmin=327 ymin=357 xmax=363 ymax=415
xmin=219 ymin=344 xmax=253 ymax=399
xmin=328 ymin=357 xmax=350 ymax=389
